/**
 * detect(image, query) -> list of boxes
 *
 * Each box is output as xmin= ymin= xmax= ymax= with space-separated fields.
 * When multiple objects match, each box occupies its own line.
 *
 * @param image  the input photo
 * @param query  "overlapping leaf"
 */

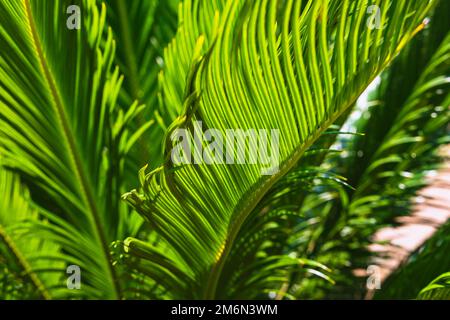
xmin=0 ymin=167 xmax=62 ymax=299
xmin=105 ymin=0 xmax=180 ymax=168
xmin=124 ymin=0 xmax=435 ymax=299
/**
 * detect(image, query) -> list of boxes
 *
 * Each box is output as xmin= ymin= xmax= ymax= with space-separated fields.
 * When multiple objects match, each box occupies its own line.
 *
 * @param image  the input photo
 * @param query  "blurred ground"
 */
xmin=364 ymin=145 xmax=450 ymax=299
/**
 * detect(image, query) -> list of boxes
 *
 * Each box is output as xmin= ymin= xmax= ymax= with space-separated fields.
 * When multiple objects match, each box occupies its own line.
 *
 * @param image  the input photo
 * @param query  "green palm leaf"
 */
xmin=123 ymin=0 xmax=435 ymax=299
xmin=157 ymin=0 xmax=224 ymax=124
xmin=105 ymin=0 xmax=180 ymax=167
xmin=0 ymin=0 xmax=144 ymax=298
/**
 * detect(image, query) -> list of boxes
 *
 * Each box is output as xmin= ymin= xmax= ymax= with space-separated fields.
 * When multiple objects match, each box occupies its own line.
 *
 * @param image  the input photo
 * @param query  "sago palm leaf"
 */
xmin=366 ymin=22 xmax=450 ymax=300
xmin=123 ymin=0 xmax=435 ymax=299
xmin=0 ymin=167 xmax=62 ymax=299
xmin=106 ymin=0 xmax=179 ymax=109
xmin=0 ymin=0 xmax=145 ymax=298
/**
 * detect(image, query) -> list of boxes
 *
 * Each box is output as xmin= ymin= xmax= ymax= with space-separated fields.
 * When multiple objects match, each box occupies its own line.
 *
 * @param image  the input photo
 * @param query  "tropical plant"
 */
xmin=0 ymin=0 xmax=448 ymax=301
xmin=121 ymin=0 xmax=438 ymax=299
xmin=0 ymin=0 xmax=163 ymax=299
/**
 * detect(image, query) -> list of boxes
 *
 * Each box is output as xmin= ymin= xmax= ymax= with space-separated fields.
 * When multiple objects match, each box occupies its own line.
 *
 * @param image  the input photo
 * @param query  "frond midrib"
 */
xmin=23 ymin=0 xmax=120 ymax=299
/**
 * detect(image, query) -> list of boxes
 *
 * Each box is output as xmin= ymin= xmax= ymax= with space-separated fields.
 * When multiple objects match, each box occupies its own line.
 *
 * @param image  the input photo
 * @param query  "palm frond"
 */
xmin=123 ymin=0 xmax=435 ymax=299
xmin=0 ymin=0 xmax=144 ymax=298
xmin=106 ymin=0 xmax=179 ymax=108
xmin=0 ymin=167 xmax=61 ymax=299
xmin=105 ymin=0 xmax=180 ymax=168
xmin=157 ymin=0 xmax=224 ymax=125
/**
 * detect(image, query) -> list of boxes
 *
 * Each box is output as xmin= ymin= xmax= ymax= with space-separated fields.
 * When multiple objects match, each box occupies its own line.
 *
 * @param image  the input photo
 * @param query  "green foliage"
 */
xmin=105 ymin=0 xmax=180 ymax=168
xmin=0 ymin=168 xmax=60 ymax=299
xmin=0 ymin=0 xmax=146 ymax=299
xmin=122 ymin=0 xmax=436 ymax=299
xmin=300 ymin=4 xmax=450 ymax=299
xmin=418 ymin=272 xmax=450 ymax=300
xmin=0 ymin=0 xmax=448 ymax=300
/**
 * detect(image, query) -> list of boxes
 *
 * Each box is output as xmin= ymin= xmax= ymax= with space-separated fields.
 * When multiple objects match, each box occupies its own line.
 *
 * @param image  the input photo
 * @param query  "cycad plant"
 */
xmin=0 ymin=0 xmax=448 ymax=300
xmin=285 ymin=0 xmax=450 ymax=299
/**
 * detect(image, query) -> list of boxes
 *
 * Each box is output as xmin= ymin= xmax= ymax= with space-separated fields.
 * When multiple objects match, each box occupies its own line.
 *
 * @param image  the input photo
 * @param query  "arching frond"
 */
xmin=0 ymin=0 xmax=144 ymax=298
xmin=123 ymin=0 xmax=435 ymax=299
